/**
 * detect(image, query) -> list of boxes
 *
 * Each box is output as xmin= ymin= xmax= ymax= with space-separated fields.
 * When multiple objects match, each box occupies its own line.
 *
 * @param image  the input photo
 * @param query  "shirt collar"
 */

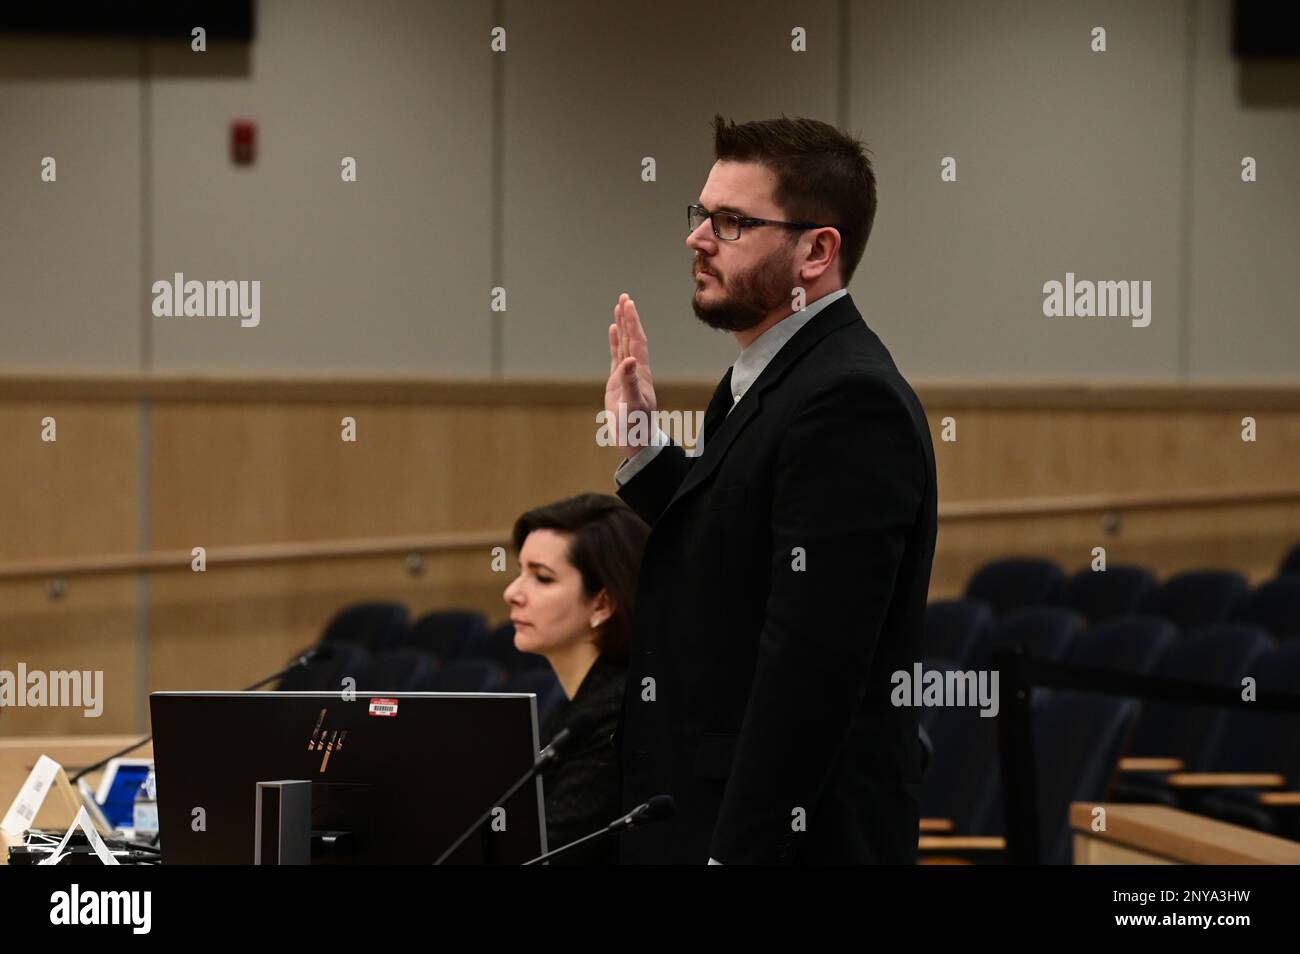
xmin=729 ymin=288 xmax=849 ymax=407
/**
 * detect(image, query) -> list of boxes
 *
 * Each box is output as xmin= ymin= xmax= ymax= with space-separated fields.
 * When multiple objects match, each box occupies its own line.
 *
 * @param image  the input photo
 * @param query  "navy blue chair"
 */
xmin=317 ymin=602 xmax=409 ymax=651
xmin=1064 ymin=616 xmax=1177 ymax=675
xmin=417 ymin=658 xmax=506 ymax=692
xmin=1138 ymin=569 xmax=1247 ymax=633
xmin=1231 ymin=577 xmax=1300 ymax=641
xmin=922 ymin=599 xmax=994 ymax=663
xmin=503 ymin=668 xmax=565 ymax=725
xmin=278 ymin=641 xmax=371 ymax=692
xmin=964 ymin=558 xmax=1065 ymax=616
xmin=467 ymin=621 xmax=551 ymax=672
xmin=921 ymin=610 xmax=1083 ymax=838
xmin=400 ymin=609 xmax=490 ymax=660
xmin=1279 ymin=543 xmax=1300 ymax=578
xmin=1053 ymin=565 xmax=1157 ymax=624
xmin=916 ymin=656 xmax=964 ymax=733
xmin=1178 ymin=640 xmax=1300 ymax=834
xmin=1030 ymin=692 xmax=1141 ymax=864
xmin=919 ymin=696 xmax=1001 ymax=837
xmin=969 ymin=606 xmax=1085 ymax=670
xmin=361 ymin=649 xmax=432 ymax=692
xmin=919 ymin=724 xmax=934 ymax=777
xmin=1113 ymin=623 xmax=1273 ymax=805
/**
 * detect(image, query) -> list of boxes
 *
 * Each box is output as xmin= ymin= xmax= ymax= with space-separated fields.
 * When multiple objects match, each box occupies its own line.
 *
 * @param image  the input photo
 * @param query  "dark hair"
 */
xmin=510 ymin=494 xmax=650 ymax=660
xmin=711 ymin=113 xmax=876 ymax=286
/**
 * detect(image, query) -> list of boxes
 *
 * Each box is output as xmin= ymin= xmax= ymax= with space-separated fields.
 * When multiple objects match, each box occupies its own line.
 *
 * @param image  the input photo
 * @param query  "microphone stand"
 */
xmin=432 ymin=768 xmax=540 ymax=866
xmin=522 ymin=798 xmax=674 ymax=865
xmin=522 ymin=827 xmax=614 ymax=865
xmin=433 ymin=719 xmax=594 ymax=865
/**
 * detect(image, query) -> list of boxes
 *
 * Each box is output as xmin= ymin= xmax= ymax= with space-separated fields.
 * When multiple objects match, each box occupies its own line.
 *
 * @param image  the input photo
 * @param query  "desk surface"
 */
xmin=1070 ymin=802 xmax=1300 ymax=865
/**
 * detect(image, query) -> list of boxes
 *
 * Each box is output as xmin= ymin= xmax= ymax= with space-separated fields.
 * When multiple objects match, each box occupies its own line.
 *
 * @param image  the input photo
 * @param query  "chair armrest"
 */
xmin=1118 ymin=757 xmax=1184 ymax=772
xmin=1257 ymin=791 xmax=1300 ymax=806
xmin=919 ymin=818 xmax=954 ymax=833
xmin=918 ymin=836 xmax=1005 ymax=851
xmin=1166 ymin=772 xmax=1285 ymax=789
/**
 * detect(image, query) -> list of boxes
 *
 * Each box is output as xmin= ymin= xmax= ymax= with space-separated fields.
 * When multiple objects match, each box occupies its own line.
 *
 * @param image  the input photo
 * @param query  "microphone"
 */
xmin=68 ymin=644 xmax=335 ymax=783
xmin=433 ymin=711 xmax=600 ymax=865
xmin=534 ymin=711 xmax=597 ymax=770
xmin=615 ymin=794 xmax=676 ymax=829
xmin=522 ymin=794 xmax=676 ymax=865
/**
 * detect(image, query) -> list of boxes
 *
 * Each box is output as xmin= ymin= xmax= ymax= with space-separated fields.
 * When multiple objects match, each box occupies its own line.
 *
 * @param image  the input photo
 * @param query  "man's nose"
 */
xmin=686 ymin=222 xmax=715 ymax=254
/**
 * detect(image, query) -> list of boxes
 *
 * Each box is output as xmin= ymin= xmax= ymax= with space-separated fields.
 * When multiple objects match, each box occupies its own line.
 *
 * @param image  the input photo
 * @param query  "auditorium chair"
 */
xmin=1029 ymin=691 xmax=1141 ymax=864
xmin=919 ymin=691 xmax=1139 ymax=865
xmin=1153 ymin=639 xmax=1300 ymax=836
xmin=964 ymin=557 xmax=1066 ymax=616
xmin=278 ymin=640 xmax=371 ymax=692
xmin=467 ymin=621 xmax=551 ymax=673
xmin=919 ymin=608 xmax=1084 ymax=850
xmin=415 ymin=658 xmax=506 ymax=692
xmin=1051 ymin=565 xmax=1157 ymax=624
xmin=1063 ymin=616 xmax=1177 ymax=675
xmin=1279 ymin=543 xmax=1300 ymax=578
xmin=1111 ymin=623 xmax=1273 ymax=805
xmin=317 ymin=601 xmax=410 ymax=651
xmin=971 ymin=617 xmax=1170 ymax=862
xmin=361 ymin=648 xmax=433 ymax=692
xmin=501 ymin=668 xmax=564 ymax=724
xmin=399 ymin=609 xmax=490 ymax=661
xmin=968 ymin=606 xmax=1085 ymax=670
xmin=1231 ymin=577 xmax=1300 ymax=641
xmin=1137 ymin=569 xmax=1248 ymax=633
xmin=921 ymin=598 xmax=994 ymax=663
xmin=915 ymin=657 xmax=963 ymax=733
xmin=277 ymin=602 xmax=407 ymax=690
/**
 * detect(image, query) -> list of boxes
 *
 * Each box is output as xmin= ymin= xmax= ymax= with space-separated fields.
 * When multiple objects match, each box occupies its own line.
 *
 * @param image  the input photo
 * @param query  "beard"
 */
xmin=691 ymin=241 xmax=798 ymax=333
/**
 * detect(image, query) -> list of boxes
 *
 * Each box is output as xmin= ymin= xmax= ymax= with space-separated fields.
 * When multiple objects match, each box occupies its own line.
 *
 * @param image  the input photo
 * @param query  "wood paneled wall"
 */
xmin=2 ymin=377 xmax=1298 ymax=736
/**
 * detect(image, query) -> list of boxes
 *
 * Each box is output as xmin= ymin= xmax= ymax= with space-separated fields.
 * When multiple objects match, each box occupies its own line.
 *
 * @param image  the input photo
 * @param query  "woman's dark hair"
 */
xmin=510 ymin=494 xmax=650 ymax=660
xmin=711 ymin=113 xmax=877 ymax=286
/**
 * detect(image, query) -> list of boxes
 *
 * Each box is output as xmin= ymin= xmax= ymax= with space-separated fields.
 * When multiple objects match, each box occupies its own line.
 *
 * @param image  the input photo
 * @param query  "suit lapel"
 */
xmin=700 ymin=366 xmax=735 ymax=449
xmin=664 ymin=294 xmax=862 ymax=515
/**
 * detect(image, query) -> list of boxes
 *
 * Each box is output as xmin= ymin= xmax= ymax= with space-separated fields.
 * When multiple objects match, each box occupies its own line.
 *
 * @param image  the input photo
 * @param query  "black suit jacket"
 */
xmin=615 ymin=292 xmax=936 ymax=865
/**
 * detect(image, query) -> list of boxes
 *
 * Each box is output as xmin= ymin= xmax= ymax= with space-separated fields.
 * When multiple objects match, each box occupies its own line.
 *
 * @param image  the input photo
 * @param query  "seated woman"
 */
xmin=504 ymin=493 xmax=649 ymax=864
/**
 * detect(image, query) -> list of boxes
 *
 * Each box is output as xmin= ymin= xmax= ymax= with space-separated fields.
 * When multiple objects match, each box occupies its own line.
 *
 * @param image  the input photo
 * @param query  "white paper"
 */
xmin=1 ymin=753 xmax=61 ymax=835
xmin=37 ymin=806 xmax=120 ymax=866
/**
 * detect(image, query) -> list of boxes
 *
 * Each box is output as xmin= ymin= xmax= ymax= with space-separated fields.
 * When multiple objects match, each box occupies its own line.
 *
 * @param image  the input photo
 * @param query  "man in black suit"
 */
xmin=604 ymin=116 xmax=937 ymax=864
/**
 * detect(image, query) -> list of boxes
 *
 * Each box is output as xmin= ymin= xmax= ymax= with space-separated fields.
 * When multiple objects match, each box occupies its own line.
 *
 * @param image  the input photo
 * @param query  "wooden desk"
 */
xmin=1070 ymin=802 xmax=1300 ymax=864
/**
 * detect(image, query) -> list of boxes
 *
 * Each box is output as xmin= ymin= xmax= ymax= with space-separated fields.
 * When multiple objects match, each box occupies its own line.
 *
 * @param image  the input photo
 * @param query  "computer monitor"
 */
xmin=149 ymin=690 xmax=546 ymax=864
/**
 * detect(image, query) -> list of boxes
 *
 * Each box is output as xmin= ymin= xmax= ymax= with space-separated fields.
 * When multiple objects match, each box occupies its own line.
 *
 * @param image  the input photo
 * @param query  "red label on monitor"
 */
xmin=368 ymin=698 xmax=399 ymax=717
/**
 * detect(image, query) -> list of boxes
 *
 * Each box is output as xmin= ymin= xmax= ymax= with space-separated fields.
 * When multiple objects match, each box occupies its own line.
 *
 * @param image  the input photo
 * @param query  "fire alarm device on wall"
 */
xmin=231 ymin=120 xmax=256 ymax=165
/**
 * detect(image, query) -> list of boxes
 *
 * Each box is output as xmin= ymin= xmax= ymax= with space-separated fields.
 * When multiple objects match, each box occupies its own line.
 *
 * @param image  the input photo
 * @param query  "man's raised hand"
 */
xmin=605 ymin=293 xmax=658 ymax=459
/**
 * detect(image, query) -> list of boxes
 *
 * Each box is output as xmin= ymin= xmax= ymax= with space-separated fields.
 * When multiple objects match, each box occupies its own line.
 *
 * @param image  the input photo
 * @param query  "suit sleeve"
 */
xmin=708 ymin=372 xmax=926 ymax=864
xmin=616 ymin=440 xmax=695 ymax=528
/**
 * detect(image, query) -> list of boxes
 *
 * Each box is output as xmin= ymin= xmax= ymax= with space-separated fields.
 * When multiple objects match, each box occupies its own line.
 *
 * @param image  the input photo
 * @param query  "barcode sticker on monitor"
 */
xmin=368 ymin=698 xmax=399 ymax=717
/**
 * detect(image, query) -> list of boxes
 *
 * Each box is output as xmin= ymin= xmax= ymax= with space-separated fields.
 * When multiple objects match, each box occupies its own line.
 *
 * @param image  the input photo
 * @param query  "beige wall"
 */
xmin=0 ymin=40 xmax=143 ymax=372
xmin=1 ymin=0 xmax=1297 ymax=380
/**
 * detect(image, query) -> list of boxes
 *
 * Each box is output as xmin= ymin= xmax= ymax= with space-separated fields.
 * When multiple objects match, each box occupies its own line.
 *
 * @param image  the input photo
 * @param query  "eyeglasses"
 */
xmin=687 ymin=203 xmax=838 ymax=241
